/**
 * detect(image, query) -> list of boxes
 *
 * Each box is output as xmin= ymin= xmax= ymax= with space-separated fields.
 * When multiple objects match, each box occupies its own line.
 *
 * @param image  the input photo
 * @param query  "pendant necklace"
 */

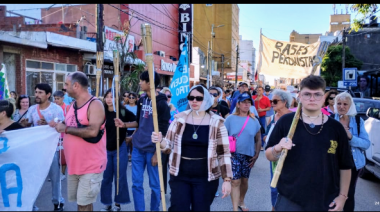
xmin=302 ymin=112 xmax=321 ymax=128
xmin=192 ymin=111 xmax=206 ymax=139
xmin=301 ymin=111 xmax=325 ymax=135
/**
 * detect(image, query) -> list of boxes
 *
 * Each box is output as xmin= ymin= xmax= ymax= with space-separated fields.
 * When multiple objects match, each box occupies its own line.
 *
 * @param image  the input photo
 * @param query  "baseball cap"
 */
xmin=239 ymin=82 xmax=248 ymax=87
xmin=237 ymin=92 xmax=253 ymax=104
xmin=265 ymin=85 xmax=271 ymax=92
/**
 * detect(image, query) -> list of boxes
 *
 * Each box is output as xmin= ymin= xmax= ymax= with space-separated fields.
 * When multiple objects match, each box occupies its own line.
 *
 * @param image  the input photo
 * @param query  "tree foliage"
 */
xmin=350 ymin=4 xmax=379 ymax=32
xmin=321 ymin=45 xmax=363 ymax=87
xmin=112 ymin=12 xmax=146 ymax=93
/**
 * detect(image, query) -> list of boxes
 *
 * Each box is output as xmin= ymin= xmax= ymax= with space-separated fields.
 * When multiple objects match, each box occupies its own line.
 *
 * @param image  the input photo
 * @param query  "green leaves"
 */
xmin=321 ymin=45 xmax=363 ymax=86
xmin=350 ymin=4 xmax=379 ymax=32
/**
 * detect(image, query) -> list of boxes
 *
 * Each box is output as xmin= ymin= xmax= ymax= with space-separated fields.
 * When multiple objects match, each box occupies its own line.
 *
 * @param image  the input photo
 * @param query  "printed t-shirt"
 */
xmin=266 ymin=113 xmax=354 ymax=211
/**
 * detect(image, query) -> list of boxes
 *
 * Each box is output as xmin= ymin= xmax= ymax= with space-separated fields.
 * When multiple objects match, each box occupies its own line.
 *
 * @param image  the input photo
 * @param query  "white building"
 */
xmin=238 ymin=35 xmax=254 ymax=83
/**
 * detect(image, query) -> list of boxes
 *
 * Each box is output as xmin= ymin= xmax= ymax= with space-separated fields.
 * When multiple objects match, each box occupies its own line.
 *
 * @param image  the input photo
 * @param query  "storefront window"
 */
xmin=26 ymin=60 xmax=77 ymax=104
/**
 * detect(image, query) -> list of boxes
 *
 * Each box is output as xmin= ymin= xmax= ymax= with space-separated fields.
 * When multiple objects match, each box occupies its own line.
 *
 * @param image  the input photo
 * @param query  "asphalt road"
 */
xmin=35 ymin=152 xmax=380 ymax=211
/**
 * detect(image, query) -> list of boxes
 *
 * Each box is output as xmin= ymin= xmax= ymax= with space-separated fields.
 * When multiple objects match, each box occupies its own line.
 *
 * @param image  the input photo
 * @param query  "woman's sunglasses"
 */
xmin=270 ymin=99 xmax=282 ymax=105
xmin=129 ymin=96 xmax=136 ymax=99
xmin=187 ymin=96 xmax=204 ymax=101
xmin=166 ymin=95 xmax=172 ymax=98
xmin=19 ymin=95 xmax=29 ymax=98
xmin=209 ymin=93 xmax=218 ymax=97
xmin=329 ymin=97 xmax=335 ymax=100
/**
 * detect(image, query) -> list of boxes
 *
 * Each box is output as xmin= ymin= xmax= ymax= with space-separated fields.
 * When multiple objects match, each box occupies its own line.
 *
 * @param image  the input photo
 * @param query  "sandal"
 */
xmin=238 ymin=205 xmax=249 ymax=211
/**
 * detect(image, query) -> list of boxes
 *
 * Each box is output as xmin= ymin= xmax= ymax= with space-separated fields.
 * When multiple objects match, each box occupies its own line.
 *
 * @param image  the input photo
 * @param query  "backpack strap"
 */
xmin=355 ymin=115 xmax=360 ymax=135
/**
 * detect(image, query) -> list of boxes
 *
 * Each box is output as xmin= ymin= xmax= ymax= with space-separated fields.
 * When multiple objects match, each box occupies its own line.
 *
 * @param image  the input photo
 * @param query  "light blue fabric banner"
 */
xmin=169 ymin=36 xmax=190 ymax=112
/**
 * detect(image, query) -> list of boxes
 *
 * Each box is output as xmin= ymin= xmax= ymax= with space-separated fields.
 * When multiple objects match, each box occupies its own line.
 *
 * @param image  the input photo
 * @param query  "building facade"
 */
xmin=0 ymin=5 xmax=95 ymax=101
xmin=289 ymin=30 xmax=322 ymax=44
xmin=40 ymin=4 xmax=180 ymax=88
xmin=193 ymin=4 xmax=239 ymax=86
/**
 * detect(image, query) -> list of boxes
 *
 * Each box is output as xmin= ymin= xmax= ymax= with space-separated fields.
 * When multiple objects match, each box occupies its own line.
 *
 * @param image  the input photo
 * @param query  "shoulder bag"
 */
xmin=229 ymin=116 xmax=250 ymax=153
xmin=73 ymin=98 xmax=105 ymax=144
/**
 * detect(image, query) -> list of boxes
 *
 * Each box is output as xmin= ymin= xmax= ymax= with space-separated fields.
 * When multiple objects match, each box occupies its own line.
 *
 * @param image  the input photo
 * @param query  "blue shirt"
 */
xmin=224 ymin=115 xmax=261 ymax=157
xmin=334 ymin=114 xmax=371 ymax=170
xmin=63 ymin=93 xmax=73 ymax=105
xmin=125 ymin=105 xmax=138 ymax=131
xmin=264 ymin=92 xmax=274 ymax=117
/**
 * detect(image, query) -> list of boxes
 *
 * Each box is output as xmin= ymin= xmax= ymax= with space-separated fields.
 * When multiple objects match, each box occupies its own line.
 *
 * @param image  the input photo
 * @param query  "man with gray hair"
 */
xmin=50 ymin=72 xmax=107 ymax=211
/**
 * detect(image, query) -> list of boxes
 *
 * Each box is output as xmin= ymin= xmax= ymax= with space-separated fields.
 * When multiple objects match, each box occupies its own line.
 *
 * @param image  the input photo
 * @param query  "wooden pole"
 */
xmin=113 ymin=50 xmax=120 ymax=195
xmin=270 ymin=102 xmax=302 ymax=188
xmin=96 ymin=52 xmax=103 ymax=97
xmin=141 ymin=23 xmax=167 ymax=211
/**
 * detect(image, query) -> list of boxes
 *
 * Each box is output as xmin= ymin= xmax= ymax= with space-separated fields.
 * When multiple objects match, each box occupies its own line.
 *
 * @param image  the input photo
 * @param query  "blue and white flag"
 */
xmin=169 ymin=36 xmax=190 ymax=112
xmin=0 ymin=126 xmax=60 ymax=211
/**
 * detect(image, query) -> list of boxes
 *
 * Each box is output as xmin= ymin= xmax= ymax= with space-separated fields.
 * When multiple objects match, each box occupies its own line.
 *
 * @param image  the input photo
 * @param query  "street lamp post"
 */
xmin=209 ymin=24 xmax=224 ymax=88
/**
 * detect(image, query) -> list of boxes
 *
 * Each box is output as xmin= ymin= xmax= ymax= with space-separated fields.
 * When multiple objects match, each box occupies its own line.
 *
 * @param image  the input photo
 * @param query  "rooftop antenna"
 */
xmin=345 ymin=4 xmax=349 ymax=14
xmin=333 ymin=4 xmax=336 ymax=14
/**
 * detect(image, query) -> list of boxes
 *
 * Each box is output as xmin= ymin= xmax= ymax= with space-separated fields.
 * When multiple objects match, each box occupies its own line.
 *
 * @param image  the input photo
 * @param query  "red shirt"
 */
xmin=252 ymin=95 xmax=271 ymax=117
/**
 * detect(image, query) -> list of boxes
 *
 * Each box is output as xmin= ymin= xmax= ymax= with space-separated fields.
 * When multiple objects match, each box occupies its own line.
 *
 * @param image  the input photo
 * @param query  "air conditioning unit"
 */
xmin=84 ymin=64 xmax=96 ymax=75
xmin=157 ymin=51 xmax=165 ymax=57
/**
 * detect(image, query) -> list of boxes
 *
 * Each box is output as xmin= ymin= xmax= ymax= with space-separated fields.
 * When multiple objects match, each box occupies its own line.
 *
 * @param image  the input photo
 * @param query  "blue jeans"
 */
xmin=48 ymin=151 xmax=65 ymax=205
xmin=259 ymin=116 xmax=266 ymax=147
xmin=270 ymin=162 xmax=278 ymax=207
xmin=132 ymin=147 xmax=160 ymax=211
xmin=100 ymin=142 xmax=131 ymax=205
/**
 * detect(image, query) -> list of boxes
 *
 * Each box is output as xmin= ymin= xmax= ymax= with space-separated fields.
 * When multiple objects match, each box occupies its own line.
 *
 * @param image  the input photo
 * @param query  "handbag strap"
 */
xmin=237 ymin=116 xmax=250 ymax=138
xmin=36 ymin=105 xmax=45 ymax=120
xmin=16 ymin=109 xmax=28 ymax=122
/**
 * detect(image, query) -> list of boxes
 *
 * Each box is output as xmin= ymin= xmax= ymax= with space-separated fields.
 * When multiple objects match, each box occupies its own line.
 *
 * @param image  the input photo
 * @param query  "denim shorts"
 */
xmin=231 ymin=152 xmax=252 ymax=180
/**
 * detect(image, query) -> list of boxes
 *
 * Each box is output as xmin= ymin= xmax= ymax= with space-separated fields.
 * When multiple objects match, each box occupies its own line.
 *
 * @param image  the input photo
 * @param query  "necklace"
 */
xmin=300 ymin=111 xmax=324 ymax=135
xmin=302 ymin=112 xmax=321 ymax=128
xmin=191 ymin=112 xmax=207 ymax=139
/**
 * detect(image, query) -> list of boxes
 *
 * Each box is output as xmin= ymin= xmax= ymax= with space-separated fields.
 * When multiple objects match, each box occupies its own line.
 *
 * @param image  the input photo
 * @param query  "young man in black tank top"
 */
xmin=265 ymin=75 xmax=354 ymax=211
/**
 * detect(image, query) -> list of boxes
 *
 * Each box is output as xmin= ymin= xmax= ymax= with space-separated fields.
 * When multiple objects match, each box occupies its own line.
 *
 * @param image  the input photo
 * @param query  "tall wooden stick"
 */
xmin=141 ymin=23 xmax=167 ymax=211
xmin=270 ymin=102 xmax=302 ymax=188
xmin=96 ymin=52 xmax=103 ymax=97
xmin=113 ymin=50 xmax=120 ymax=195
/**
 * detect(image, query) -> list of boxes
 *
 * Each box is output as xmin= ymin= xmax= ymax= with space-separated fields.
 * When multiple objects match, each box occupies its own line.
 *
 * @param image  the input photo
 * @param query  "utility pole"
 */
xmin=206 ymin=41 xmax=210 ymax=88
xmin=221 ymin=54 xmax=224 ymax=86
xmin=235 ymin=45 xmax=239 ymax=87
xmin=342 ymin=27 xmax=346 ymax=72
xmin=95 ymin=4 xmax=104 ymax=97
xmin=342 ymin=27 xmax=347 ymax=90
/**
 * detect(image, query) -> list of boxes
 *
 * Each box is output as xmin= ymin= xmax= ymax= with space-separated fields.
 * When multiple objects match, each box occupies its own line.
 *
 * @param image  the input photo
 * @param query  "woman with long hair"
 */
xmin=12 ymin=94 xmax=31 ymax=122
xmin=10 ymin=91 xmax=18 ymax=100
xmin=226 ymin=91 xmax=262 ymax=211
xmin=151 ymin=85 xmax=232 ymax=211
xmin=100 ymin=89 xmax=136 ymax=211
xmin=322 ymin=90 xmax=338 ymax=116
xmin=263 ymin=89 xmax=293 ymax=211
xmin=125 ymin=92 xmax=138 ymax=165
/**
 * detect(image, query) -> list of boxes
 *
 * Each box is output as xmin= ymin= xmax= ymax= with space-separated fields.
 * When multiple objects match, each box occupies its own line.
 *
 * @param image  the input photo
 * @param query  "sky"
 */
xmin=238 ymin=4 xmax=355 ymax=84
xmin=1 ymin=4 xmax=360 ymax=84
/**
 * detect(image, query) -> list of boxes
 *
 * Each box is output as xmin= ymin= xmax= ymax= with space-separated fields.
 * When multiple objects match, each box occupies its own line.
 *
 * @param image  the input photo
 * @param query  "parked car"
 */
xmin=361 ymin=107 xmax=380 ymax=179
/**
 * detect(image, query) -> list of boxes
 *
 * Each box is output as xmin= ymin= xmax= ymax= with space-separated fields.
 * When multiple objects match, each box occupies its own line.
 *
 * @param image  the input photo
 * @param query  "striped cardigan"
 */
xmin=162 ymin=109 xmax=233 ymax=181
